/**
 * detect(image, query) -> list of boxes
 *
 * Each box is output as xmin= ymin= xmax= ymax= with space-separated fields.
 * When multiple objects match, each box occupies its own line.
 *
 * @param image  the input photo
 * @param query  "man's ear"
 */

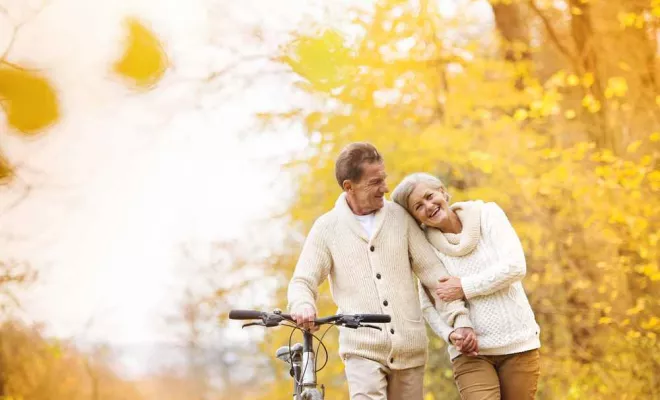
xmin=342 ymin=180 xmax=352 ymax=192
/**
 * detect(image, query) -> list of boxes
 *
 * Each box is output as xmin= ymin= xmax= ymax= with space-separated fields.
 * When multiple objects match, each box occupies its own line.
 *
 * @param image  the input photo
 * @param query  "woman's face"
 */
xmin=407 ymin=182 xmax=450 ymax=228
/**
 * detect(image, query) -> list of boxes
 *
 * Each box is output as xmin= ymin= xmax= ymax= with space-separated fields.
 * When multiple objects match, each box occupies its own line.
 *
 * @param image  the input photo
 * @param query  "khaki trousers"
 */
xmin=343 ymin=355 xmax=424 ymax=400
xmin=451 ymin=349 xmax=540 ymax=400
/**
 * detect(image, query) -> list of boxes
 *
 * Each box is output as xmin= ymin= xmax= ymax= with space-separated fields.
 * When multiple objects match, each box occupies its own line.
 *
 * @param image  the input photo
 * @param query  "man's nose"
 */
xmin=382 ymin=184 xmax=390 ymax=193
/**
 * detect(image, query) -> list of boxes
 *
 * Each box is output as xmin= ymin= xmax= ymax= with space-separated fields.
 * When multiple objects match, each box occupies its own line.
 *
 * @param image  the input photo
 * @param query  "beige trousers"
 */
xmin=343 ymin=355 xmax=424 ymax=400
xmin=451 ymin=349 xmax=541 ymax=400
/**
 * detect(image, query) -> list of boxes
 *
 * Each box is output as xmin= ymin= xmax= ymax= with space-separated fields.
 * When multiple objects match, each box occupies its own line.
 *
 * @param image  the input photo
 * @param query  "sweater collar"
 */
xmin=335 ymin=192 xmax=387 ymax=243
xmin=425 ymin=200 xmax=484 ymax=257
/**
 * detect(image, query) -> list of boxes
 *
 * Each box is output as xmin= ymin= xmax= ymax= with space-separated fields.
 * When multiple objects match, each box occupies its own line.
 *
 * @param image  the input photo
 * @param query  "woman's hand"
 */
xmin=435 ymin=276 xmax=465 ymax=302
xmin=449 ymin=327 xmax=479 ymax=356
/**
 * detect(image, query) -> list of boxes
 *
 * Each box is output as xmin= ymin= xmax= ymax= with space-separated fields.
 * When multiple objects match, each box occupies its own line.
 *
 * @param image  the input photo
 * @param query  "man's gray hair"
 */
xmin=391 ymin=172 xmax=447 ymax=210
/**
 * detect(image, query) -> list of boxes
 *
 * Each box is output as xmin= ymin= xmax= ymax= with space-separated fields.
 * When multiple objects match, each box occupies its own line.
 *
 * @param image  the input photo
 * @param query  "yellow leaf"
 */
xmin=567 ymin=74 xmax=580 ymax=86
xmin=598 ymin=317 xmax=613 ymax=324
xmin=564 ymin=109 xmax=576 ymax=119
xmin=606 ymin=77 xmax=628 ymax=97
xmin=653 ymin=6 xmax=660 ymax=17
xmin=618 ymin=62 xmax=632 ymax=72
xmin=650 ymin=132 xmax=660 ymax=142
xmin=582 ymin=72 xmax=594 ymax=88
xmin=113 ymin=18 xmax=168 ymax=89
xmin=582 ymin=93 xmax=602 ymax=112
xmin=618 ymin=12 xmax=638 ymax=28
xmin=283 ymin=29 xmax=353 ymax=92
xmin=626 ymin=140 xmax=642 ymax=153
xmin=513 ymin=108 xmax=528 ymax=121
xmin=0 ymin=151 xmax=13 ymax=183
xmin=0 ymin=65 xmax=59 ymax=134
xmin=571 ymin=6 xmax=583 ymax=15
xmin=641 ymin=155 xmax=652 ymax=166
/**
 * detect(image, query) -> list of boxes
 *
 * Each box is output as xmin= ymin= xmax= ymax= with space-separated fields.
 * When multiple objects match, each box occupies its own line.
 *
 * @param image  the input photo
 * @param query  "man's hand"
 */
xmin=291 ymin=305 xmax=319 ymax=332
xmin=435 ymin=276 xmax=465 ymax=302
xmin=449 ymin=327 xmax=478 ymax=356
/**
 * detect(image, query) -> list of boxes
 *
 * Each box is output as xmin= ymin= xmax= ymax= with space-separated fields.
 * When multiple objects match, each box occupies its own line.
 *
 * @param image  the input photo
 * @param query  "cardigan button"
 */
xmin=390 ymin=357 xmax=394 ymax=363
xmin=370 ymin=245 xmax=375 ymax=252
xmin=383 ymin=300 xmax=388 ymax=306
xmin=390 ymin=329 xmax=394 ymax=334
xmin=376 ymin=273 xmax=381 ymax=279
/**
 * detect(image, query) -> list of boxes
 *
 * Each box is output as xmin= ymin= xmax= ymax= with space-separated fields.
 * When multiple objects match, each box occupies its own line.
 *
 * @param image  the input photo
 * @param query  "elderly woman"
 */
xmin=391 ymin=173 xmax=541 ymax=400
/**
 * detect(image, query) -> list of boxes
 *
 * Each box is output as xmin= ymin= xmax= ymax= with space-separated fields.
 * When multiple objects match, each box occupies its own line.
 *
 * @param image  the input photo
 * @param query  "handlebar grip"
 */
xmin=357 ymin=314 xmax=391 ymax=323
xmin=228 ymin=310 xmax=264 ymax=320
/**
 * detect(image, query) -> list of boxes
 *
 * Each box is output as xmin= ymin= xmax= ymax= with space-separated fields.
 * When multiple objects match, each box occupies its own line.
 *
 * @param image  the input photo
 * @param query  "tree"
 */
xmin=0 ymin=320 xmax=144 ymax=399
xmin=250 ymin=0 xmax=660 ymax=398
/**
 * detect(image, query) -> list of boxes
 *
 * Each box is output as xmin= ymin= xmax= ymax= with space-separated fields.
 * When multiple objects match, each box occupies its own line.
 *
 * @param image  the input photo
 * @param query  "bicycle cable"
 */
xmin=285 ymin=323 xmax=312 ymax=387
xmin=314 ymin=324 xmax=333 ymax=372
xmin=283 ymin=323 xmax=330 ymax=387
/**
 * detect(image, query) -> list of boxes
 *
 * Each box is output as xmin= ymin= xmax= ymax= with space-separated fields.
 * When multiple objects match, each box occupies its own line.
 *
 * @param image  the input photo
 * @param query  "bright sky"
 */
xmin=0 ymin=0 xmax=331 ymax=373
xmin=0 ymin=0 xmax=490 ymax=377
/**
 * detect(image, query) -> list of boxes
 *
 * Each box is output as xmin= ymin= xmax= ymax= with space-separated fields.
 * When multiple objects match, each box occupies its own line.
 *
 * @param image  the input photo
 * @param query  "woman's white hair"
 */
xmin=391 ymin=172 xmax=448 ymax=211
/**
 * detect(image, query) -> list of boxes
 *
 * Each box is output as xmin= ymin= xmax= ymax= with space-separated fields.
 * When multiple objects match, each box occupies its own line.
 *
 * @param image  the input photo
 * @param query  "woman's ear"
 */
xmin=440 ymin=187 xmax=450 ymax=202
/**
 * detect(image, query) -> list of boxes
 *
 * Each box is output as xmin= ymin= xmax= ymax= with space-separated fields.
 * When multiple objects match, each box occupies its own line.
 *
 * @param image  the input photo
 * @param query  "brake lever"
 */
xmin=360 ymin=324 xmax=382 ymax=331
xmin=242 ymin=322 xmax=266 ymax=329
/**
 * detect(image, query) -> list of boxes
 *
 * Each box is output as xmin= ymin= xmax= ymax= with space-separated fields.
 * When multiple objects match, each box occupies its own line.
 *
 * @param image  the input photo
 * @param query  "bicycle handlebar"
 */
xmin=228 ymin=309 xmax=391 ymax=329
xmin=229 ymin=310 xmax=293 ymax=320
xmin=355 ymin=314 xmax=391 ymax=323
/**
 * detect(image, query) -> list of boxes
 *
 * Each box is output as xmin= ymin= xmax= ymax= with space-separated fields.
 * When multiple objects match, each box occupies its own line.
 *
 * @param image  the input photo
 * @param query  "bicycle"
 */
xmin=228 ymin=309 xmax=391 ymax=400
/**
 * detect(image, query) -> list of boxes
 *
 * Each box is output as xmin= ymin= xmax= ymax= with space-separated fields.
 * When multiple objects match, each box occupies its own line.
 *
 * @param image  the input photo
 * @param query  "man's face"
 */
xmin=348 ymin=162 xmax=389 ymax=214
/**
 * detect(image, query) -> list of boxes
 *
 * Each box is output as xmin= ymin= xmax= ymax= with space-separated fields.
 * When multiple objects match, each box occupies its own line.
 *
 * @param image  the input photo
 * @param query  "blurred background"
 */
xmin=1 ymin=0 xmax=659 ymax=398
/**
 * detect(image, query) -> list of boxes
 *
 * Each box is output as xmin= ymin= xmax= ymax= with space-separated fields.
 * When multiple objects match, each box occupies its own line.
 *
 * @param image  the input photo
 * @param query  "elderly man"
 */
xmin=287 ymin=142 xmax=475 ymax=400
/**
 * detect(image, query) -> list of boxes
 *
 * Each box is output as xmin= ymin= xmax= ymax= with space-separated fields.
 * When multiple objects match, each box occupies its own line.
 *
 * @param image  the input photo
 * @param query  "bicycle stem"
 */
xmin=301 ymin=330 xmax=316 ymax=387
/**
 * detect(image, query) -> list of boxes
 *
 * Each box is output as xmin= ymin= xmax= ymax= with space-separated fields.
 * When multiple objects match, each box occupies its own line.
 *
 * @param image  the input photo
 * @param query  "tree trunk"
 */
xmin=490 ymin=1 xmax=532 ymax=90
xmin=622 ymin=0 xmax=658 ymax=93
xmin=568 ymin=0 xmax=615 ymax=150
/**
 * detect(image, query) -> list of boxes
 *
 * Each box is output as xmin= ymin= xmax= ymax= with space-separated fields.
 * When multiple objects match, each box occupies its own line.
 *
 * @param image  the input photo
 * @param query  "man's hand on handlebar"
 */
xmin=291 ymin=305 xmax=319 ymax=332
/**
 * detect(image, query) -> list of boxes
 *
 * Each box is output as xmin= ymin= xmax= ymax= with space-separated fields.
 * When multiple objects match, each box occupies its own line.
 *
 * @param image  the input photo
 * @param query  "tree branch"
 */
xmin=528 ymin=0 xmax=579 ymax=71
xmin=0 ymin=0 xmax=53 ymax=61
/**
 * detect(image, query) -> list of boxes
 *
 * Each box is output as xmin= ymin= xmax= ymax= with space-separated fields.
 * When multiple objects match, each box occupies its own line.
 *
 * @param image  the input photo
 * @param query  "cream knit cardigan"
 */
xmin=288 ymin=193 xmax=473 ymax=369
xmin=420 ymin=201 xmax=541 ymax=360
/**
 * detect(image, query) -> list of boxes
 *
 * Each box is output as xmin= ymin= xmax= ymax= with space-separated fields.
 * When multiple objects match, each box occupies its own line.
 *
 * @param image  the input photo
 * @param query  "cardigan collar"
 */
xmin=335 ymin=192 xmax=388 ymax=243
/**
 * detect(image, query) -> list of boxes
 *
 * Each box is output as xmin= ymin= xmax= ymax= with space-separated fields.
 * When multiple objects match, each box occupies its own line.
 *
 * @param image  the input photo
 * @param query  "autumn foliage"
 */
xmin=251 ymin=0 xmax=660 ymax=398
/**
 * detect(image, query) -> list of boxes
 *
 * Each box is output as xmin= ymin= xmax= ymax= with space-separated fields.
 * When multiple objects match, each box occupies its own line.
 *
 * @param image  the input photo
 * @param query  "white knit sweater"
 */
xmin=420 ymin=202 xmax=541 ymax=360
xmin=288 ymin=193 xmax=473 ymax=369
